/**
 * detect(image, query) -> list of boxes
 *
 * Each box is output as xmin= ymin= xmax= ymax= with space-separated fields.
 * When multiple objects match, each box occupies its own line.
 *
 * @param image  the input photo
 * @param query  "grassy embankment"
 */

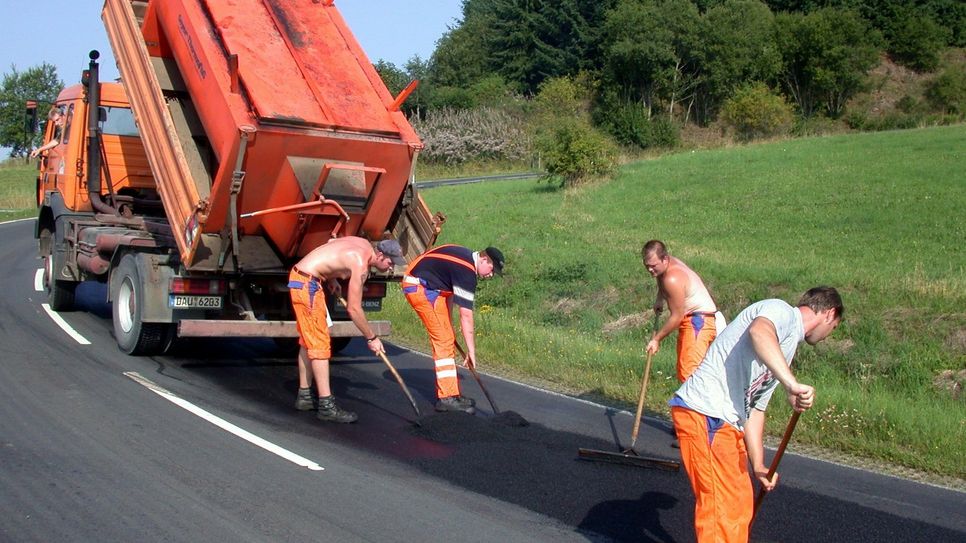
xmin=0 ymin=161 xmax=35 ymax=222
xmin=383 ymin=125 xmax=966 ymax=481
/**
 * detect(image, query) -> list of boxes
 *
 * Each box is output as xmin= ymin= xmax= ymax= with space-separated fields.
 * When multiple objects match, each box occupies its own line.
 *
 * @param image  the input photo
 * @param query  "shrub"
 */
xmin=532 ymin=76 xmax=591 ymax=119
xmin=412 ymin=107 xmax=532 ymax=164
xmin=721 ymin=82 xmax=794 ymax=142
xmin=925 ymin=67 xmax=966 ymax=116
xmin=429 ymin=86 xmax=476 ymax=111
xmin=535 ymin=118 xmax=618 ymax=187
xmin=595 ymin=101 xmax=680 ymax=149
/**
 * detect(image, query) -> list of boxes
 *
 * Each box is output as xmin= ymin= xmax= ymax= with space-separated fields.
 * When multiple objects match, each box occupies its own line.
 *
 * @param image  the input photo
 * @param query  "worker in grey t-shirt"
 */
xmin=669 ymin=287 xmax=844 ymax=543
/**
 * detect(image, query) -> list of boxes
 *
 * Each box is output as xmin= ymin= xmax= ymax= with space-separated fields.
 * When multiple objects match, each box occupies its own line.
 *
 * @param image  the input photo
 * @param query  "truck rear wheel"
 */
xmin=39 ymin=227 xmax=76 ymax=311
xmin=113 ymin=255 xmax=173 ymax=355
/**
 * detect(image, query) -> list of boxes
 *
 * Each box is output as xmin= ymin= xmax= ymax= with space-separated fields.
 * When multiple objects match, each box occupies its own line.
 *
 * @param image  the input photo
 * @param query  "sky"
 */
xmin=1 ymin=0 xmax=463 ymax=88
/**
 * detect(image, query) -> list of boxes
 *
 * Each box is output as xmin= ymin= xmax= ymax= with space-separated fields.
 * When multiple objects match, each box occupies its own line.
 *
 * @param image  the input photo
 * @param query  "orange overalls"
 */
xmin=288 ymin=267 xmax=331 ymax=360
xmin=677 ymin=312 xmax=717 ymax=382
xmin=671 ymin=403 xmax=753 ymax=543
xmin=402 ymin=246 xmax=476 ymax=399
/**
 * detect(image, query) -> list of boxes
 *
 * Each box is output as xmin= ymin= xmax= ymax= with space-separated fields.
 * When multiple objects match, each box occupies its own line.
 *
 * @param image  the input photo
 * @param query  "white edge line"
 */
xmin=41 ymin=303 xmax=91 ymax=345
xmin=0 ymin=217 xmax=34 ymax=226
xmin=124 ymin=372 xmax=324 ymax=472
xmin=34 ymin=268 xmax=43 ymax=291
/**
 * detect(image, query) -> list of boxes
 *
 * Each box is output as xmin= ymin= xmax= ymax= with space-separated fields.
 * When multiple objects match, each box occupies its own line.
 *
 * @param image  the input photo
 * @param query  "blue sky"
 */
xmin=2 ymin=0 xmax=463 ymax=87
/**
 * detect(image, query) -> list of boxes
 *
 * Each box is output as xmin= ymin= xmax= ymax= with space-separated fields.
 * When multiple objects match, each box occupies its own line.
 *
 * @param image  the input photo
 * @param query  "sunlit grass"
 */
xmin=383 ymin=124 xmax=966 ymax=479
xmin=0 ymin=162 xmax=36 ymax=221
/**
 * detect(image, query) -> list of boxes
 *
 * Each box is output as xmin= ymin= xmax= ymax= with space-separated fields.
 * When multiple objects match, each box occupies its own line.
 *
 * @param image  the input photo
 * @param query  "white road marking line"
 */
xmin=34 ymin=268 xmax=43 ymax=291
xmin=42 ymin=303 xmax=91 ymax=345
xmin=124 ymin=372 xmax=325 ymax=472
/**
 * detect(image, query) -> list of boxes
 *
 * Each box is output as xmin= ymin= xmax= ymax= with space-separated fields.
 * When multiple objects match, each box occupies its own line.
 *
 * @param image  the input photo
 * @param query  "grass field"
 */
xmin=382 ymin=125 xmax=966 ymax=480
xmin=0 ymin=161 xmax=36 ymax=221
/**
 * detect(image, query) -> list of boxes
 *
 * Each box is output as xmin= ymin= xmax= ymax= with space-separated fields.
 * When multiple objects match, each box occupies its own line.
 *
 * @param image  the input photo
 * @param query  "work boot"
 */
xmin=294 ymin=387 xmax=315 ymax=411
xmin=317 ymin=395 xmax=358 ymax=423
xmin=435 ymin=395 xmax=476 ymax=414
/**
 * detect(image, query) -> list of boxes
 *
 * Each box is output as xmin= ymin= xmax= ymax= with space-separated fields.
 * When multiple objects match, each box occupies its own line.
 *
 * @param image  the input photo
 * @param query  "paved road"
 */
xmin=1 ymin=219 xmax=964 ymax=542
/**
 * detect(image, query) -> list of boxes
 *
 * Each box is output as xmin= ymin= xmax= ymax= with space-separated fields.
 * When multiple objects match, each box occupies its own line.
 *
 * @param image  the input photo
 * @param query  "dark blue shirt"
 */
xmin=409 ymin=245 xmax=478 ymax=309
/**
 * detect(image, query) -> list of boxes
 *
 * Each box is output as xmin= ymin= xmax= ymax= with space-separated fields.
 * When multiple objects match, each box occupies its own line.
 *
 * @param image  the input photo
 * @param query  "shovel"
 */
xmin=337 ymin=296 xmax=421 ymax=420
xmin=751 ymin=410 xmax=802 ymax=524
xmin=454 ymin=340 xmax=500 ymax=414
xmin=577 ymin=311 xmax=681 ymax=471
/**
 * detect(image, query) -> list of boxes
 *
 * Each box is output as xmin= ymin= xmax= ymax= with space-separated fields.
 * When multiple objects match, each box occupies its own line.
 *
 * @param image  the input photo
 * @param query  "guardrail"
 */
xmin=415 ymin=172 xmax=542 ymax=189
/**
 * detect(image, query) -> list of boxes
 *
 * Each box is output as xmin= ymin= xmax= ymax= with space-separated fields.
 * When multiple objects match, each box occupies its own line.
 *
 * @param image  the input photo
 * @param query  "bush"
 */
xmin=429 ymin=86 xmax=476 ymax=111
xmin=925 ymin=67 xmax=966 ymax=116
xmin=595 ymin=101 xmax=680 ymax=149
xmin=412 ymin=107 xmax=532 ymax=165
xmin=532 ymin=76 xmax=592 ymax=119
xmin=535 ymin=118 xmax=618 ymax=187
xmin=721 ymin=83 xmax=794 ymax=142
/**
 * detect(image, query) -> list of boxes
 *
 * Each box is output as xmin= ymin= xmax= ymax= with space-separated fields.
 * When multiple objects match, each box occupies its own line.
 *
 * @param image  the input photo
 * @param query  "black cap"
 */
xmin=484 ymin=247 xmax=505 ymax=275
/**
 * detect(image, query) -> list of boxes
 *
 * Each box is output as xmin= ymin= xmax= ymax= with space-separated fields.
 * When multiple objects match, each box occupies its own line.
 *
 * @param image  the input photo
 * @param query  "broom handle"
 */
xmin=629 ymin=312 xmax=661 ymax=449
xmin=628 ymin=351 xmax=654 ymax=449
xmin=752 ymin=411 xmax=802 ymax=521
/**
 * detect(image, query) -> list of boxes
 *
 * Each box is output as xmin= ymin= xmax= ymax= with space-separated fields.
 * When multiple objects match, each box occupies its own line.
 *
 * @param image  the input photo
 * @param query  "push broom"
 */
xmin=577 ymin=312 xmax=681 ymax=471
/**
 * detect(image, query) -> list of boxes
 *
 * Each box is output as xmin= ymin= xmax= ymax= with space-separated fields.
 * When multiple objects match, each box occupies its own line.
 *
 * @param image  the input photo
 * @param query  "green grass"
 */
xmin=0 ymin=161 xmax=36 ymax=221
xmin=383 ymin=125 xmax=966 ymax=480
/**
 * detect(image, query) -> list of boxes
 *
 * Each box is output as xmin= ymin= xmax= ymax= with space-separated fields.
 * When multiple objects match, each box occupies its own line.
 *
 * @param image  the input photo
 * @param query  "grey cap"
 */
xmin=376 ymin=239 xmax=407 ymax=265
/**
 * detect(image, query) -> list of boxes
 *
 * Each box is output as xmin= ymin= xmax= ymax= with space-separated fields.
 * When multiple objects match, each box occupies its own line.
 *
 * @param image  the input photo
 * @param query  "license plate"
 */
xmin=362 ymin=299 xmax=382 ymax=311
xmin=169 ymin=295 xmax=223 ymax=309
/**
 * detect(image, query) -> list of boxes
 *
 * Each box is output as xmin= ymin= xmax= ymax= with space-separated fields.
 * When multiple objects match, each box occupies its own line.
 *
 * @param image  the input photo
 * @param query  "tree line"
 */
xmin=377 ymin=0 xmax=963 ymax=125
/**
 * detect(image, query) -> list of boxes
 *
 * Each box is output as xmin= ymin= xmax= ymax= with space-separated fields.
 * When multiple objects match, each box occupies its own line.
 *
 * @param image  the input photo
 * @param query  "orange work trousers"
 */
xmin=288 ymin=269 xmax=331 ymax=360
xmin=402 ymin=280 xmax=461 ymax=399
xmin=672 ymin=406 xmax=753 ymax=543
xmin=677 ymin=313 xmax=717 ymax=383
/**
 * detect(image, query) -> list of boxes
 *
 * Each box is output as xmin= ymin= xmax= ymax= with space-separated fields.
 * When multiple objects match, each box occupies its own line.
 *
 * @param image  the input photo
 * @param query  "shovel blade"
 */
xmin=577 ymin=447 xmax=681 ymax=472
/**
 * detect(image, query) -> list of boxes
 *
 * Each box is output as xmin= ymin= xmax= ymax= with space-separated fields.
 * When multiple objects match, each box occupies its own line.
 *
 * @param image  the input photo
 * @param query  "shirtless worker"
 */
xmin=289 ymin=237 xmax=406 ymax=423
xmin=643 ymin=240 xmax=724 ymax=383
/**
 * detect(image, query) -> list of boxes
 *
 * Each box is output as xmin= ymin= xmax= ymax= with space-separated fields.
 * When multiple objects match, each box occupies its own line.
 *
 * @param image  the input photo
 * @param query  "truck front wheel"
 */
xmin=40 ymin=227 xmax=76 ymax=311
xmin=113 ymin=255 xmax=173 ymax=355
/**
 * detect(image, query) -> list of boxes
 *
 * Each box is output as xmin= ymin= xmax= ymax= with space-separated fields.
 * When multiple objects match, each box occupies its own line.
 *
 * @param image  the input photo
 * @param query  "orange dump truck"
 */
xmin=32 ymin=0 xmax=442 ymax=354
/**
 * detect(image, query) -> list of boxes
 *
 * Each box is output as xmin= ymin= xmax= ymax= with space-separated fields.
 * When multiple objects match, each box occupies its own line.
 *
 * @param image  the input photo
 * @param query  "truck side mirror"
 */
xmin=99 ymin=106 xmax=108 ymax=123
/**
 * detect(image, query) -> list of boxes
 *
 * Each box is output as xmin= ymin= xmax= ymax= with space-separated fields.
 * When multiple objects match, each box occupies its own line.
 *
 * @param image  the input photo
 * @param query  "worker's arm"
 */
xmin=744 ymin=408 xmax=777 ymax=491
xmin=458 ymin=305 xmax=477 ymax=369
xmin=344 ymin=269 xmax=382 ymax=354
xmin=748 ymin=317 xmax=815 ymax=411
xmin=647 ymin=270 xmax=686 ymax=355
xmin=30 ymin=138 xmax=60 ymax=158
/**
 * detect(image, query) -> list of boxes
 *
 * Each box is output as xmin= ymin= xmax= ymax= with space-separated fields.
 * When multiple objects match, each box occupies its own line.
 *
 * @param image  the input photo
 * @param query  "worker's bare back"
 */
xmin=296 ymin=237 xmax=374 ymax=281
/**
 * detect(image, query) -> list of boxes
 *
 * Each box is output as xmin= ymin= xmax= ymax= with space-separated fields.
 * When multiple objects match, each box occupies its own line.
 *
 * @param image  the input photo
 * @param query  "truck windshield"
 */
xmin=100 ymin=106 xmax=139 ymax=137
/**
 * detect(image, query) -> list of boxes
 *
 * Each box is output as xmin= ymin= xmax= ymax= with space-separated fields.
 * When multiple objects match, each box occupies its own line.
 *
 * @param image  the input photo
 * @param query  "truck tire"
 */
xmin=113 ymin=255 xmax=173 ymax=355
xmin=39 ymin=227 xmax=76 ymax=311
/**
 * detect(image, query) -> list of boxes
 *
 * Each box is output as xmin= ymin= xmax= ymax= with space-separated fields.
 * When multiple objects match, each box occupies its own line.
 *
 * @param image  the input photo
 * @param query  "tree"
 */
xmin=775 ymin=7 xmax=881 ymax=118
xmin=693 ymin=0 xmax=783 ymax=124
xmin=887 ymin=10 xmax=949 ymax=72
xmin=431 ymin=0 xmax=617 ymax=96
xmin=0 ymin=63 xmax=63 ymax=157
